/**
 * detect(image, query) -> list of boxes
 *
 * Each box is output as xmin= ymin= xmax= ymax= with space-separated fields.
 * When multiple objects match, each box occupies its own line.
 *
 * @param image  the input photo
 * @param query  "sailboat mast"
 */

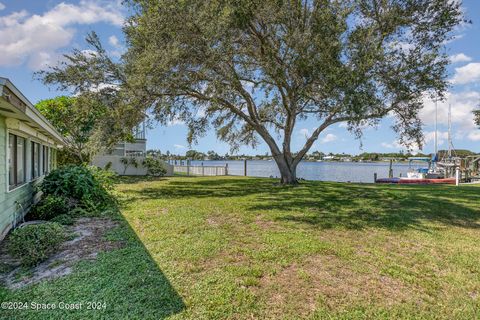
xmin=434 ymin=100 xmax=438 ymax=156
xmin=448 ymin=103 xmax=452 ymax=158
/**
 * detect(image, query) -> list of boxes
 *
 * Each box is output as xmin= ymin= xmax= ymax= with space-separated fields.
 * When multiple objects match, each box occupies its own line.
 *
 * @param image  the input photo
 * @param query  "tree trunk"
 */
xmin=273 ymin=155 xmax=298 ymax=185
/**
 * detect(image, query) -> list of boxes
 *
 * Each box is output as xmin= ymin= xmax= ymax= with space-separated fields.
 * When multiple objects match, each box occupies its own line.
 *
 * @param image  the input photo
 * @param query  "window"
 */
xmin=42 ymin=145 xmax=48 ymax=174
xmin=8 ymin=133 xmax=26 ymax=189
xmin=42 ymin=145 xmax=52 ymax=174
xmin=31 ymin=141 xmax=40 ymax=179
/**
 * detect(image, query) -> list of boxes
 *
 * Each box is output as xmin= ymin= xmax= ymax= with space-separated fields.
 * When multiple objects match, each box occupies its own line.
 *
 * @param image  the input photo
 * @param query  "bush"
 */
xmin=41 ymin=165 xmax=114 ymax=210
xmin=142 ymin=157 xmax=167 ymax=176
xmin=7 ymin=222 xmax=66 ymax=266
xmin=88 ymin=166 xmax=116 ymax=192
xmin=30 ymin=195 xmax=73 ymax=220
xmin=50 ymin=214 xmax=74 ymax=225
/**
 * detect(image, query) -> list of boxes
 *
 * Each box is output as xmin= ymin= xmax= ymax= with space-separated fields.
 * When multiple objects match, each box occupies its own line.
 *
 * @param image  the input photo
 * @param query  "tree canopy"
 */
xmin=38 ymin=0 xmax=464 ymax=183
xmin=36 ymin=33 xmax=145 ymax=159
xmin=123 ymin=0 xmax=463 ymax=183
xmin=36 ymin=95 xmax=108 ymax=164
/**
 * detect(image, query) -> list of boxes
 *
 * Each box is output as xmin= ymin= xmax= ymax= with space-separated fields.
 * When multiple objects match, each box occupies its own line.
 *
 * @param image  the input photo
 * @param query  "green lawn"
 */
xmin=1 ymin=176 xmax=480 ymax=319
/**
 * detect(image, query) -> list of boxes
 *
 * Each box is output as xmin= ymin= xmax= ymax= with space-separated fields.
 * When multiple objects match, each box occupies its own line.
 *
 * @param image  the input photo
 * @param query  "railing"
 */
xmin=173 ymin=165 xmax=228 ymax=176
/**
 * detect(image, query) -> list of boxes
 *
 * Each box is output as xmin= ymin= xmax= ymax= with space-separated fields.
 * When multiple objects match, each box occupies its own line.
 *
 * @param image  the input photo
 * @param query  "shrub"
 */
xmin=104 ymin=161 xmax=113 ymax=171
xmin=30 ymin=195 xmax=72 ymax=220
xmin=142 ymin=157 xmax=167 ymax=176
xmin=120 ymin=157 xmax=139 ymax=175
xmin=7 ymin=222 xmax=66 ymax=266
xmin=50 ymin=214 xmax=74 ymax=225
xmin=41 ymin=165 xmax=113 ymax=209
xmin=89 ymin=166 xmax=116 ymax=192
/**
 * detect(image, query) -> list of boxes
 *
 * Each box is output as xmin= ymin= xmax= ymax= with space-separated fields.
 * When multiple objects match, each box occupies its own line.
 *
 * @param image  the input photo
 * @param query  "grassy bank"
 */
xmin=1 ymin=176 xmax=480 ymax=319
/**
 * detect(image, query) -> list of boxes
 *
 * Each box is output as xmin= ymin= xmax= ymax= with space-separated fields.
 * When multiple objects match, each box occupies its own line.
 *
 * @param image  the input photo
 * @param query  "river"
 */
xmin=178 ymin=160 xmax=425 ymax=183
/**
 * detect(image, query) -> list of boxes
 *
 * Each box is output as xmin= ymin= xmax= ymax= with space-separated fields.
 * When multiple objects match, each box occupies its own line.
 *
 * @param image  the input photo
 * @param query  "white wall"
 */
xmin=91 ymin=155 xmax=173 ymax=176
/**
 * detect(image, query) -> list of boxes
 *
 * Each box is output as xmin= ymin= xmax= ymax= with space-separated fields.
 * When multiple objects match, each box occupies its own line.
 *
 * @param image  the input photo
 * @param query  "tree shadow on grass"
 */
xmin=254 ymin=183 xmax=480 ymax=231
xmin=120 ymin=176 xmax=289 ymax=201
xmin=119 ymin=177 xmax=480 ymax=232
xmin=116 ymin=175 xmax=170 ymax=184
xmin=0 ymin=212 xmax=185 ymax=320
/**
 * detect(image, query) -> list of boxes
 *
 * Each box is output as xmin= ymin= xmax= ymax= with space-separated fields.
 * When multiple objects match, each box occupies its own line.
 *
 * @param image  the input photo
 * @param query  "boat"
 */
xmin=376 ymin=177 xmax=456 ymax=184
xmin=375 ymin=102 xmax=459 ymax=185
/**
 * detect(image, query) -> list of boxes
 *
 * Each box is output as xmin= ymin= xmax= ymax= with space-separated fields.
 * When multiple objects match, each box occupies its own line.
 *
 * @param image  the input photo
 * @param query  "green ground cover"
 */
xmin=1 ymin=176 xmax=479 ymax=319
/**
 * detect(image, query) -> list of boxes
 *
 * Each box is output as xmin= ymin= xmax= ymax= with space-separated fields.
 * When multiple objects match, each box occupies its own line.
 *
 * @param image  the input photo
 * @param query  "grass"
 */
xmin=1 ymin=176 xmax=480 ymax=319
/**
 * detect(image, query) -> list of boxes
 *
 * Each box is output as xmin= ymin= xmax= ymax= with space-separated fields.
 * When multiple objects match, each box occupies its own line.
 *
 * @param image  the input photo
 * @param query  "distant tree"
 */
xmin=207 ymin=150 xmax=221 ymax=160
xmin=186 ymin=150 xmax=206 ymax=160
xmin=146 ymin=149 xmax=162 ymax=157
xmin=474 ymin=110 xmax=480 ymax=127
xmin=438 ymin=149 xmax=475 ymax=158
xmin=123 ymin=0 xmax=463 ymax=184
xmin=36 ymin=95 xmax=108 ymax=164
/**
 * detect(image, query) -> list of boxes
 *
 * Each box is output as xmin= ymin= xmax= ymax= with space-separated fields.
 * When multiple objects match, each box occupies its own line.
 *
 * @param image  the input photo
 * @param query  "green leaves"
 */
xmin=35 ymin=95 xmax=110 ymax=164
xmin=8 ymin=223 xmax=66 ymax=266
xmin=40 ymin=165 xmax=116 ymax=212
xmin=38 ymin=0 xmax=464 ymax=182
xmin=36 ymin=31 xmax=146 ymax=162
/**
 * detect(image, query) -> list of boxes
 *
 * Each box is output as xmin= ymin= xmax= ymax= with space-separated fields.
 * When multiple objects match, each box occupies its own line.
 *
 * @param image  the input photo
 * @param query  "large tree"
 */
xmin=123 ymin=0 xmax=463 ymax=184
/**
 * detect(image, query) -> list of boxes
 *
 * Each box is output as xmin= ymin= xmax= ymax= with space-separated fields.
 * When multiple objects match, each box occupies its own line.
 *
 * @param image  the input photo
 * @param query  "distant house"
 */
xmin=0 ymin=77 xmax=65 ymax=240
xmin=91 ymin=122 xmax=173 ymax=176
xmin=108 ymin=122 xmax=147 ymax=157
xmin=323 ymin=155 xmax=337 ymax=161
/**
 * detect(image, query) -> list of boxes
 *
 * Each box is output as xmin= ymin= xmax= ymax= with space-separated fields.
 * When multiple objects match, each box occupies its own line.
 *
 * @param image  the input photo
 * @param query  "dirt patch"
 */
xmin=0 ymin=218 xmax=123 ymax=289
xmin=254 ymin=216 xmax=277 ymax=230
xmin=253 ymin=254 xmax=421 ymax=318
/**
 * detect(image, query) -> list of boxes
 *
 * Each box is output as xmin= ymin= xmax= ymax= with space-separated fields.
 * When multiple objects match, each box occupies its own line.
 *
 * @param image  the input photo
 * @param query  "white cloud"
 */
xmin=420 ymin=91 xmax=479 ymax=142
xmin=381 ymin=141 xmax=402 ymax=149
xmin=108 ymin=35 xmax=120 ymax=47
xmin=299 ymin=128 xmax=310 ymax=138
xmin=337 ymin=120 xmax=377 ymax=131
xmin=442 ymin=34 xmax=464 ymax=45
xmin=174 ymin=144 xmax=186 ymax=150
xmin=450 ymin=62 xmax=480 ymax=84
xmin=0 ymin=3 xmax=5 ymax=11
xmin=0 ymin=0 xmax=124 ymax=70
xmin=167 ymin=117 xmax=185 ymax=126
xmin=449 ymin=53 xmax=472 ymax=64
xmin=423 ymin=131 xmax=449 ymax=146
xmin=467 ymin=131 xmax=480 ymax=141
xmin=320 ymin=133 xmax=337 ymax=143
xmin=381 ymin=140 xmax=422 ymax=154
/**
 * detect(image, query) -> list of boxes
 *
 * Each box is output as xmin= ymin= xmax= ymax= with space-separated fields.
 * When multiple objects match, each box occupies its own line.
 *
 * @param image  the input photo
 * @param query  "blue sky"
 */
xmin=0 ymin=0 xmax=479 ymax=155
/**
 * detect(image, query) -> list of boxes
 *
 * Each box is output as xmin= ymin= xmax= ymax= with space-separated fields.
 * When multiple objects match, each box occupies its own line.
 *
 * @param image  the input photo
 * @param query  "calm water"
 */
xmin=176 ymin=160 xmax=424 ymax=183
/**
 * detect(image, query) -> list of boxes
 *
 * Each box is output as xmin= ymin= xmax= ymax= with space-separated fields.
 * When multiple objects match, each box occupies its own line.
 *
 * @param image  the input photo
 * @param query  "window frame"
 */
xmin=8 ymin=132 xmax=27 ymax=191
xmin=31 ymin=141 xmax=41 ymax=180
xmin=42 ymin=145 xmax=50 ymax=175
xmin=6 ymin=129 xmax=57 ymax=193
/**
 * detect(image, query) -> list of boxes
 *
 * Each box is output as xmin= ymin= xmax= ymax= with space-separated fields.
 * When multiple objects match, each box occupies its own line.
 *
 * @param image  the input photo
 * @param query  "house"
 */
xmin=0 ymin=77 xmax=65 ymax=240
xmin=91 ymin=122 xmax=173 ymax=176
xmin=323 ymin=155 xmax=337 ymax=161
xmin=108 ymin=122 xmax=147 ymax=157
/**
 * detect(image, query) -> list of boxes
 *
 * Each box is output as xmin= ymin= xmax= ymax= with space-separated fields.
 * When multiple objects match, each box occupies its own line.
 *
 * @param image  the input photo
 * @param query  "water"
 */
xmin=178 ymin=160 xmax=425 ymax=183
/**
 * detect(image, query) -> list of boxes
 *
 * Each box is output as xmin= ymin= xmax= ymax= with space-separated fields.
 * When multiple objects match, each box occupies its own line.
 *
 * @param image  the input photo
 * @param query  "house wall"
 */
xmin=0 ymin=115 xmax=57 ymax=240
xmin=108 ymin=139 xmax=147 ymax=156
xmin=92 ymin=155 xmax=173 ymax=176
